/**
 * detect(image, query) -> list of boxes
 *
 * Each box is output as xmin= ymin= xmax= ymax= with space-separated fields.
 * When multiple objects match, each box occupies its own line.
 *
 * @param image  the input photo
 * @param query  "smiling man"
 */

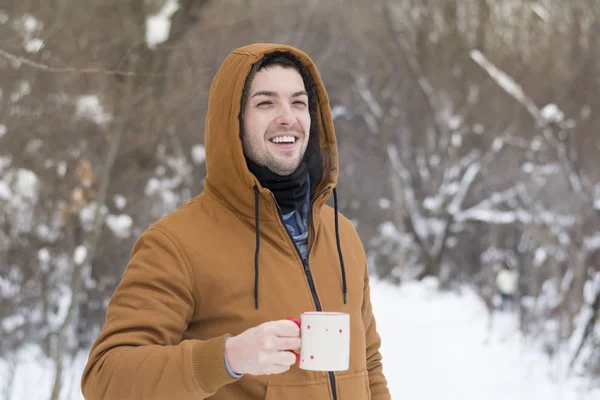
xmin=81 ymin=44 xmax=390 ymax=400
xmin=242 ymin=64 xmax=310 ymax=176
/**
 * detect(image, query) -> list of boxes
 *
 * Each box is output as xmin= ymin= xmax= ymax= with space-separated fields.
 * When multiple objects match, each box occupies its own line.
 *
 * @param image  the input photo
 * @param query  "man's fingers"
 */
xmin=259 ymin=336 xmax=300 ymax=351
xmin=270 ymin=337 xmax=301 ymax=351
xmin=269 ymin=320 xmax=301 ymax=337
xmin=271 ymin=350 xmax=297 ymax=367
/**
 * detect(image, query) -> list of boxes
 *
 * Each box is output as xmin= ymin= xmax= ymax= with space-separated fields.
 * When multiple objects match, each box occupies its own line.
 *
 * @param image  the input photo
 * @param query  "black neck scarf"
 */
xmin=246 ymin=158 xmax=309 ymax=214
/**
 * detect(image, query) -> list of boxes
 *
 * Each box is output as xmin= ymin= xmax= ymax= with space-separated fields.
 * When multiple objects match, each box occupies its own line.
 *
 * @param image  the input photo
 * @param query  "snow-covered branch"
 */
xmin=387 ymin=144 xmax=431 ymax=250
xmin=470 ymin=49 xmax=541 ymax=123
xmin=447 ymin=163 xmax=481 ymax=215
xmin=471 ymin=49 xmax=587 ymax=196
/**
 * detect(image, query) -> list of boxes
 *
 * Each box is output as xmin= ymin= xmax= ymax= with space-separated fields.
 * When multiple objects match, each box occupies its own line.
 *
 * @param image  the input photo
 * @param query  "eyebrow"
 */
xmin=252 ymin=90 xmax=308 ymax=98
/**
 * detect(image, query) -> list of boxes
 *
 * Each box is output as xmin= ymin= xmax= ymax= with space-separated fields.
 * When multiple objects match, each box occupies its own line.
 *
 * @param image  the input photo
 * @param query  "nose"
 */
xmin=274 ymin=104 xmax=296 ymax=126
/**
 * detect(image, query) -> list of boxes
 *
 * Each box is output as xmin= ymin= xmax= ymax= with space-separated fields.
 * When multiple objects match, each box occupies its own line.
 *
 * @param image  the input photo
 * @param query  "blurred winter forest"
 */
xmin=1 ymin=0 xmax=599 ymax=397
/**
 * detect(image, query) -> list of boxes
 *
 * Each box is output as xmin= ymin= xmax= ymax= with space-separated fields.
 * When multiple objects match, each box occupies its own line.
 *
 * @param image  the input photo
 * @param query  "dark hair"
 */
xmin=239 ymin=51 xmax=323 ymax=192
xmin=239 ymin=52 xmax=318 ymax=137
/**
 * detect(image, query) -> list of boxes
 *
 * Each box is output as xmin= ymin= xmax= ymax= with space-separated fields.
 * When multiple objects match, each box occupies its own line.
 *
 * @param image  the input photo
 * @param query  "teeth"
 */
xmin=271 ymin=135 xmax=296 ymax=144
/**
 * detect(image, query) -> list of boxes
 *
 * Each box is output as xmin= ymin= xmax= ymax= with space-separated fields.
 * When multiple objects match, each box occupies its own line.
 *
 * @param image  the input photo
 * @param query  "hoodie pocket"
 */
xmin=335 ymin=370 xmax=371 ymax=400
xmin=265 ymin=379 xmax=331 ymax=399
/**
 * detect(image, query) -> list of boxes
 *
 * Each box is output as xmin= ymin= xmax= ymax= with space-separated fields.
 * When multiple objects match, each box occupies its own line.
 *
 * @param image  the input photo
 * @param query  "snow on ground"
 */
xmin=371 ymin=277 xmax=599 ymax=400
xmin=1 ymin=278 xmax=598 ymax=399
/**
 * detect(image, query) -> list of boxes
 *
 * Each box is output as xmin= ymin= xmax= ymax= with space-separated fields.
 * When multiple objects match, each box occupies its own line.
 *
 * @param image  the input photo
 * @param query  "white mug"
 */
xmin=287 ymin=312 xmax=350 ymax=371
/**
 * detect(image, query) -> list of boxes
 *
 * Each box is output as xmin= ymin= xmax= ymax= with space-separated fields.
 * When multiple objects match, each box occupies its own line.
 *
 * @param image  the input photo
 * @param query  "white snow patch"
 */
xmin=10 ymin=81 xmax=32 ymax=103
xmin=191 ymin=145 xmax=206 ymax=165
xmin=17 ymin=15 xmax=45 ymax=54
xmin=448 ymin=115 xmax=463 ymax=130
xmin=0 ymin=275 xmax=19 ymax=298
xmin=145 ymin=177 xmax=162 ymax=196
xmin=584 ymin=234 xmax=600 ymax=252
xmin=57 ymin=161 xmax=67 ymax=177
xmin=473 ymin=124 xmax=485 ymax=134
xmin=113 ymin=194 xmax=127 ymax=210
xmin=423 ymin=195 xmax=443 ymax=211
xmin=145 ymin=0 xmax=180 ymax=48
xmin=331 ymin=105 xmax=352 ymax=120
xmin=35 ymin=224 xmax=60 ymax=243
xmin=37 ymin=248 xmax=50 ymax=264
xmin=451 ymin=132 xmax=462 ymax=147
xmin=378 ymin=198 xmax=391 ymax=210
xmin=105 ymin=214 xmax=133 ymax=239
xmin=522 ymin=162 xmax=534 ymax=173
xmin=379 ymin=221 xmax=401 ymax=240
xmin=0 ymin=156 xmax=12 ymax=174
xmin=492 ymin=137 xmax=504 ymax=152
xmin=0 ymin=181 xmax=10 ymax=200
xmin=25 ymin=138 xmax=43 ymax=154
xmin=79 ymin=202 xmax=108 ymax=231
xmin=24 ymin=38 xmax=44 ymax=54
xmin=22 ymin=15 xmax=42 ymax=33
xmin=533 ymin=248 xmax=547 ymax=267
xmin=0 ymin=124 xmax=6 ymax=138
xmin=74 ymin=245 xmax=87 ymax=265
xmin=75 ymin=95 xmax=112 ymax=125
xmin=13 ymin=169 xmax=37 ymax=200
xmin=2 ymin=314 xmax=25 ymax=332
xmin=541 ymin=104 xmax=564 ymax=123
xmin=0 ymin=346 xmax=87 ymax=400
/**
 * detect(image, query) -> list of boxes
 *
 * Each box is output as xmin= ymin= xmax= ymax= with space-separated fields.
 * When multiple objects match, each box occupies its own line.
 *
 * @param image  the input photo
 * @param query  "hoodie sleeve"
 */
xmin=362 ymin=262 xmax=392 ymax=400
xmin=81 ymin=227 xmax=239 ymax=400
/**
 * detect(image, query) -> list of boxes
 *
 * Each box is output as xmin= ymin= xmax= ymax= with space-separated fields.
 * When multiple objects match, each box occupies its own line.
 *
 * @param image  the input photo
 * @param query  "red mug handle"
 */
xmin=286 ymin=317 xmax=301 ymax=364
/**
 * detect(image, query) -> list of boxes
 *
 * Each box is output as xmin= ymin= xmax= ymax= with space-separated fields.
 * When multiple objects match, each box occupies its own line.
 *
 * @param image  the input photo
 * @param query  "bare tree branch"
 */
xmin=382 ymin=1 xmax=446 ymax=139
xmin=292 ymin=0 xmax=321 ymax=46
xmin=0 ymin=48 xmax=208 ymax=77
xmin=569 ymin=282 xmax=600 ymax=371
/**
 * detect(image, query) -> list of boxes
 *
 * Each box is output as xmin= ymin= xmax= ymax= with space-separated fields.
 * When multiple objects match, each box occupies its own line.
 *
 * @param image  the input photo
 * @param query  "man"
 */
xmin=81 ymin=43 xmax=390 ymax=400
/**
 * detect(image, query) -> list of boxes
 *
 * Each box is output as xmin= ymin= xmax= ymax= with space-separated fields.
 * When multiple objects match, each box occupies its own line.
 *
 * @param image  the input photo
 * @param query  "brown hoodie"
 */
xmin=81 ymin=43 xmax=391 ymax=400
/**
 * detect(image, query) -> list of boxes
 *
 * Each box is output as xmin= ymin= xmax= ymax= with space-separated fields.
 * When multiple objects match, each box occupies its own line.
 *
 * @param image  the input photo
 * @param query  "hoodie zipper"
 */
xmin=269 ymin=187 xmax=337 ymax=400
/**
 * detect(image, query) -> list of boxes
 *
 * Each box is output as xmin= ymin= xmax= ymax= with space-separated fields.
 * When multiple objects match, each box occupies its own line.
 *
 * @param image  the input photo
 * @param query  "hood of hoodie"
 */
xmin=203 ymin=43 xmax=338 ymax=221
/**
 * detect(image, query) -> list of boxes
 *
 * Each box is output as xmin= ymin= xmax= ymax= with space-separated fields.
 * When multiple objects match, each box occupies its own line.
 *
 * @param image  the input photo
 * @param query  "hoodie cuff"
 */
xmin=191 ymin=334 xmax=241 ymax=395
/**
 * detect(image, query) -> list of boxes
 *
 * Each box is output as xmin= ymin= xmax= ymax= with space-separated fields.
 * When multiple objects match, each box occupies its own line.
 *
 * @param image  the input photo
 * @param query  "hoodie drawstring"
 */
xmin=333 ymin=188 xmax=347 ymax=304
xmin=253 ymin=185 xmax=260 ymax=310
xmin=252 ymin=186 xmax=348 ymax=309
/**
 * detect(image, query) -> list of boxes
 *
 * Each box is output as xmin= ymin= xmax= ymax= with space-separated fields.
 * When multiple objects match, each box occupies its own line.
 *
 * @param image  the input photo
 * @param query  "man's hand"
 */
xmin=224 ymin=320 xmax=301 ymax=375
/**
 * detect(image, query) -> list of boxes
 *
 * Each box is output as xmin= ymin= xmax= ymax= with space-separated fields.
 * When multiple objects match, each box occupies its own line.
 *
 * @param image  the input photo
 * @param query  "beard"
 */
xmin=243 ymin=125 xmax=307 ymax=176
xmin=259 ymin=152 xmax=303 ymax=176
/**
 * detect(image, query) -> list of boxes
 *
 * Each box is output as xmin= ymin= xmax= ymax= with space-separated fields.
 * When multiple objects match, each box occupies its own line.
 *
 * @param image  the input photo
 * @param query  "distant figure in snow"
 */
xmin=496 ymin=264 xmax=518 ymax=311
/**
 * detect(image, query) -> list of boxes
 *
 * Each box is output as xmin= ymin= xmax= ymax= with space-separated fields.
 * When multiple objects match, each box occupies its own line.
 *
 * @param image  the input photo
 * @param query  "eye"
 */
xmin=257 ymin=101 xmax=272 ymax=107
xmin=293 ymin=101 xmax=307 ymax=106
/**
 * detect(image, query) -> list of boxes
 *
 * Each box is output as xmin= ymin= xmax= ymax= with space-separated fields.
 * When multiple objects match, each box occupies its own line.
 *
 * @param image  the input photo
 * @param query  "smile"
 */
xmin=269 ymin=135 xmax=298 ymax=144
